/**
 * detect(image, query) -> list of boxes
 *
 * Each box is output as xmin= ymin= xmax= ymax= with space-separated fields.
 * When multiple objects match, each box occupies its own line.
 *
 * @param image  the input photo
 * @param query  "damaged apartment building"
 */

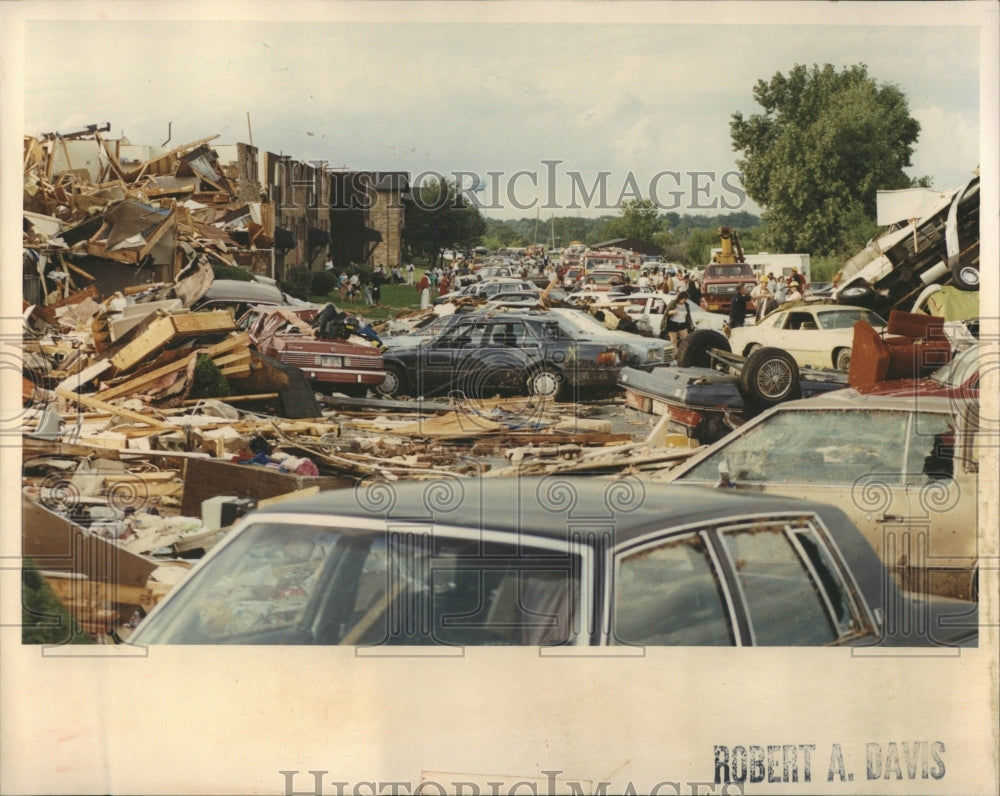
xmin=23 ymin=122 xmax=409 ymax=304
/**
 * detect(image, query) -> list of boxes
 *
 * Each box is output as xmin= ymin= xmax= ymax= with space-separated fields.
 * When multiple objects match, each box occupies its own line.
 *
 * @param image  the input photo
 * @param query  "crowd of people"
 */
xmin=322 ymin=251 xmax=813 ymax=339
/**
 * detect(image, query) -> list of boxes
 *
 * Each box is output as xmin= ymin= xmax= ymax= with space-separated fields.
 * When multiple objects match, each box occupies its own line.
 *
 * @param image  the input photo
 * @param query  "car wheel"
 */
xmin=676 ymin=329 xmax=731 ymax=368
xmin=526 ymin=368 xmax=563 ymax=400
xmin=739 ymin=347 xmax=800 ymax=407
xmin=951 ymin=261 xmax=979 ymax=291
xmin=837 ymin=283 xmax=874 ymax=307
xmin=376 ymin=364 xmax=406 ymax=398
xmin=834 ymin=347 xmax=852 ymax=372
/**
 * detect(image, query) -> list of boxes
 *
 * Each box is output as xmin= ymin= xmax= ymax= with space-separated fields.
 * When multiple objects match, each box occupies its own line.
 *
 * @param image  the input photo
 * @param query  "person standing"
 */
xmin=664 ymin=290 xmax=695 ymax=348
xmin=406 ymin=262 xmax=415 ymax=285
xmin=729 ymin=283 xmax=750 ymax=328
xmin=416 ymin=271 xmax=431 ymax=309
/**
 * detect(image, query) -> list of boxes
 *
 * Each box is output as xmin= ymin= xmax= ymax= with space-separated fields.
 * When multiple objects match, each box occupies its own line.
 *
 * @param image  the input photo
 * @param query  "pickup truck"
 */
xmin=698 ymin=263 xmax=757 ymax=314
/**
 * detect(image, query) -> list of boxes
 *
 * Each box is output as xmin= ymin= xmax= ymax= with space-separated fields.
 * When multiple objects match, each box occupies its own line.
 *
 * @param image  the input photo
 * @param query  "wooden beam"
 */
xmin=96 ymin=351 xmax=197 ymax=401
xmin=55 ymin=388 xmax=175 ymax=429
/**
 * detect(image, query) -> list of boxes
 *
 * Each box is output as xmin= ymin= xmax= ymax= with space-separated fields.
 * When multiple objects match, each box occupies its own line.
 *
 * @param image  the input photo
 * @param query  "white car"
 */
xmin=728 ymin=302 xmax=886 ymax=371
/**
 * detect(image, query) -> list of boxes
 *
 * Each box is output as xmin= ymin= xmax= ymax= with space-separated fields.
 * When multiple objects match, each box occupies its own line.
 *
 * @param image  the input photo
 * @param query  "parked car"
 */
xmin=242 ymin=307 xmax=386 ymax=397
xmin=729 ymin=302 xmax=888 ymax=371
xmin=377 ymin=308 xmax=629 ymax=400
xmin=586 ymin=268 xmax=630 ymax=291
xmin=128 ymin=477 xmax=977 ymax=646
xmin=657 ymin=381 xmax=982 ymax=601
xmin=435 ymin=278 xmax=537 ymax=305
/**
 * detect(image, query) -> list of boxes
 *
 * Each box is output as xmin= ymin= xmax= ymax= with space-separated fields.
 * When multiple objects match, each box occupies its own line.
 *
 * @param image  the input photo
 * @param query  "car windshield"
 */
xmin=678 ymin=409 xmax=916 ymax=485
xmin=815 ymin=308 xmax=887 ymax=330
xmin=135 ymin=522 xmax=583 ymax=645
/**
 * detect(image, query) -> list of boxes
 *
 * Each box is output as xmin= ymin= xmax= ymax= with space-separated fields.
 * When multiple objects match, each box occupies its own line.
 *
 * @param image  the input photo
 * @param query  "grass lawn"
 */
xmin=308 ymin=273 xmax=429 ymax=321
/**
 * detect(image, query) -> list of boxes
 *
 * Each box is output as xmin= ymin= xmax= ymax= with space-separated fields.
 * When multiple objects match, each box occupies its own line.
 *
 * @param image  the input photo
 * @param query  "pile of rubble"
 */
xmin=18 ymin=126 xmax=700 ymax=642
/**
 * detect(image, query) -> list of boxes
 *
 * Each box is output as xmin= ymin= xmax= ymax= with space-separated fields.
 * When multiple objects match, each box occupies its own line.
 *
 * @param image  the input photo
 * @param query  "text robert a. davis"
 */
xmin=713 ymin=741 xmax=947 ymax=785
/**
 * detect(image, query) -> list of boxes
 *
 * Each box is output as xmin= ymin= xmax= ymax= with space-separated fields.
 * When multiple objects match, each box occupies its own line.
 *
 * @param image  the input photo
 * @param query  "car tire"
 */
xmin=377 ymin=364 xmax=406 ymax=398
xmin=834 ymin=347 xmax=852 ymax=372
xmin=837 ymin=283 xmax=875 ymax=307
xmin=676 ymin=329 xmax=731 ymax=368
xmin=739 ymin=346 xmax=800 ymax=407
xmin=951 ymin=261 xmax=980 ymax=291
xmin=526 ymin=368 xmax=564 ymax=400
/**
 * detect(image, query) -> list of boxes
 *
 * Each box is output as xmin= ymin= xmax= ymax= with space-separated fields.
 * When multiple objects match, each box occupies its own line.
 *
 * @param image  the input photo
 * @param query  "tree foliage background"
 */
xmin=731 ymin=63 xmax=924 ymax=258
xmin=403 ymin=177 xmax=487 ymax=267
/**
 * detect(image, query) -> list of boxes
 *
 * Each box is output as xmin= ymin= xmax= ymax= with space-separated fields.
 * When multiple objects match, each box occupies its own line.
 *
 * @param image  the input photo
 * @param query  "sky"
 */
xmin=3 ymin=0 xmax=995 ymax=223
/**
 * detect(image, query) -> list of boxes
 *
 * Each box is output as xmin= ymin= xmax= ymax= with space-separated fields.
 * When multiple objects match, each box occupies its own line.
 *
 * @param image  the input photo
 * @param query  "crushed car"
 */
xmin=835 ymin=173 xmax=979 ymax=313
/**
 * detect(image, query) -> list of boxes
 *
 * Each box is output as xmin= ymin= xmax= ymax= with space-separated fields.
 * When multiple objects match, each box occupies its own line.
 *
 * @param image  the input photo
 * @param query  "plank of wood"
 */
xmin=170 ymin=310 xmax=235 ymax=335
xmin=97 ymin=351 xmax=197 ymax=401
xmin=210 ymin=351 xmax=251 ymax=367
xmin=43 ymin=575 xmax=155 ymax=608
xmin=180 ymin=392 xmax=278 ymax=406
xmin=108 ymin=314 xmax=176 ymax=371
xmin=55 ymin=388 xmax=175 ymax=429
xmin=218 ymin=365 xmax=251 ymax=377
xmin=199 ymin=331 xmax=251 ymax=356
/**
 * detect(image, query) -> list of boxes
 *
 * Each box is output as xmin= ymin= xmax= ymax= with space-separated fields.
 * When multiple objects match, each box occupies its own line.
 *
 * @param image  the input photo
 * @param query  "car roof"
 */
xmin=751 ymin=389 xmax=967 ymax=413
xmin=246 ymin=477 xmax=858 ymax=547
xmin=200 ymin=279 xmax=285 ymax=304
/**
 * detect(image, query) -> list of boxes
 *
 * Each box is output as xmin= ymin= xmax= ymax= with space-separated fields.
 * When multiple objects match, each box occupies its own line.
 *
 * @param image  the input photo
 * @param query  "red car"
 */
xmin=242 ymin=307 xmax=386 ymax=396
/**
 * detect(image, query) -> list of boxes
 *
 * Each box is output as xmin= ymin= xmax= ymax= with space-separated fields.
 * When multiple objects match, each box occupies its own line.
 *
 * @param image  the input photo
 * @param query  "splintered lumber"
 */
xmin=56 ymin=388 xmax=175 ymax=429
xmin=108 ymin=311 xmax=236 ymax=372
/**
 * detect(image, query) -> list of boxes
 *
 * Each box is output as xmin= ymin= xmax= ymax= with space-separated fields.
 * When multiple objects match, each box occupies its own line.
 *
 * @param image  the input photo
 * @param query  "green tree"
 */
xmin=599 ymin=199 xmax=666 ymax=248
xmin=403 ymin=178 xmax=487 ymax=267
xmin=731 ymin=63 xmax=922 ymax=256
xmin=685 ymin=228 xmax=722 ymax=267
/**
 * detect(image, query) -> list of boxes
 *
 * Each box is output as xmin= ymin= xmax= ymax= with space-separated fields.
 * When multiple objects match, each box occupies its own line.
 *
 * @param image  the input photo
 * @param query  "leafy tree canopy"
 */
xmin=600 ymin=199 xmax=667 ymax=248
xmin=731 ymin=63 xmax=923 ymax=256
xmin=403 ymin=178 xmax=487 ymax=266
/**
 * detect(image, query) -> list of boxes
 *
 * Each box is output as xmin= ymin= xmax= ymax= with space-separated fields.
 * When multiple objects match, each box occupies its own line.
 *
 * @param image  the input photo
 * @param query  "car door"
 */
xmin=670 ymin=407 xmax=912 ymax=575
xmin=419 ymin=319 xmax=488 ymax=394
xmin=775 ymin=310 xmax=826 ymax=366
xmin=323 ymin=528 xmax=590 ymax=646
xmin=608 ymin=516 xmax=873 ymax=646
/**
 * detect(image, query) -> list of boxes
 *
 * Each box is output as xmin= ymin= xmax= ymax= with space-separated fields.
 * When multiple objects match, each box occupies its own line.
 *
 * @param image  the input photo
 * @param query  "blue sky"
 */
xmin=5 ymin=1 xmax=995 ymax=219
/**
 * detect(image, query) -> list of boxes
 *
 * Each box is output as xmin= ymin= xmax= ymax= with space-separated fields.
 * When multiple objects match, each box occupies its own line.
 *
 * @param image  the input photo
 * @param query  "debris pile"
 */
xmin=18 ymin=127 xmax=700 ymax=642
